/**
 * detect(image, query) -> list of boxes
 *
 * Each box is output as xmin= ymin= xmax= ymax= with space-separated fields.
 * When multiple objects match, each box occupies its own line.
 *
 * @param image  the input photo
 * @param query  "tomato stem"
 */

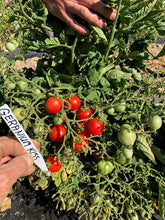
xmin=105 ymin=0 xmax=122 ymax=61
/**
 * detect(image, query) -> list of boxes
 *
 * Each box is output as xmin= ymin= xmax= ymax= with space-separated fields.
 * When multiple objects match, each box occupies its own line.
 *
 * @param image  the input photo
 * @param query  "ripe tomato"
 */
xmin=97 ymin=160 xmax=114 ymax=175
xmin=49 ymin=124 xmax=66 ymax=142
xmin=149 ymin=115 xmax=162 ymax=131
xmin=73 ymin=134 xmax=89 ymax=153
xmin=86 ymin=119 xmax=104 ymax=136
xmin=77 ymin=106 xmax=93 ymax=120
xmin=64 ymin=95 xmax=81 ymax=111
xmin=47 ymin=155 xmax=62 ymax=172
xmin=46 ymin=97 xmax=62 ymax=114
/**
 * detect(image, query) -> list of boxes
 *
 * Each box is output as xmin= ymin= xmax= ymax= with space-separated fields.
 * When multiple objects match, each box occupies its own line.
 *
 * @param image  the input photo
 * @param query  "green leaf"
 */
xmin=151 ymin=145 xmax=165 ymax=166
xmin=136 ymin=135 xmax=157 ymax=164
xmin=90 ymin=25 xmax=107 ymax=42
xmin=45 ymin=37 xmax=60 ymax=45
xmin=100 ymin=77 xmax=110 ymax=88
xmin=86 ymin=91 xmax=100 ymax=103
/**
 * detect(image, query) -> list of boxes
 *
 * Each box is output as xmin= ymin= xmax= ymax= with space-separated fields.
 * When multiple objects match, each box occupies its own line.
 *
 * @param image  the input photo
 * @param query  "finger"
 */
xmin=84 ymin=0 xmax=116 ymax=21
xmin=0 ymin=156 xmax=12 ymax=165
xmin=0 ymin=154 xmax=34 ymax=205
xmin=0 ymin=136 xmax=40 ymax=158
xmin=22 ymin=165 xmax=35 ymax=176
xmin=69 ymin=5 xmax=108 ymax=29
xmin=1 ymin=154 xmax=34 ymax=182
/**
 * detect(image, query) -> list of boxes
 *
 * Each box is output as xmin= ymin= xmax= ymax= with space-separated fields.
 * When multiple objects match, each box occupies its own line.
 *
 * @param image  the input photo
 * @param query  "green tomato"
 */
xmin=33 ymin=124 xmax=45 ymax=136
xmin=53 ymin=114 xmax=65 ymax=125
xmin=116 ymin=150 xmax=127 ymax=165
xmin=114 ymin=102 xmax=126 ymax=113
xmin=5 ymin=40 xmax=19 ymax=52
xmin=97 ymin=160 xmax=114 ymax=175
xmin=149 ymin=115 xmax=162 ymax=131
xmin=32 ymin=88 xmax=41 ymax=94
xmin=8 ymin=82 xmax=16 ymax=90
xmin=16 ymin=81 xmax=28 ymax=92
xmin=106 ymin=107 xmax=115 ymax=115
xmin=13 ymin=108 xmax=26 ymax=121
xmin=118 ymin=124 xmax=136 ymax=146
xmin=122 ymin=147 xmax=133 ymax=159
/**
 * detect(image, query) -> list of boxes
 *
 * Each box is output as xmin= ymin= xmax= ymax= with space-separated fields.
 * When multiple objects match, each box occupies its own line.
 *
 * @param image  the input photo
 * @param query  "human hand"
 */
xmin=42 ymin=0 xmax=116 ymax=35
xmin=0 ymin=136 xmax=40 ymax=205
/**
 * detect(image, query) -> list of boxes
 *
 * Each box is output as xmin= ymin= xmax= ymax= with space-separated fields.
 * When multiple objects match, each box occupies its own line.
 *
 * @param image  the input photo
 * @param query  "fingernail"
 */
xmin=111 ymin=11 xmax=116 ymax=20
xmin=102 ymin=21 xmax=107 ymax=28
xmin=23 ymin=154 xmax=34 ymax=168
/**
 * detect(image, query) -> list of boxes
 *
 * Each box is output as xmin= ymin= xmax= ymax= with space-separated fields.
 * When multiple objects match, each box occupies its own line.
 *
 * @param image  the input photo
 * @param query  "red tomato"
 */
xmin=73 ymin=134 xmax=89 ymax=153
xmin=77 ymin=106 xmax=93 ymax=120
xmin=64 ymin=95 xmax=81 ymax=111
xmin=46 ymin=97 xmax=62 ymax=114
xmin=49 ymin=124 xmax=66 ymax=142
xmin=86 ymin=119 xmax=104 ymax=136
xmin=47 ymin=155 xmax=62 ymax=172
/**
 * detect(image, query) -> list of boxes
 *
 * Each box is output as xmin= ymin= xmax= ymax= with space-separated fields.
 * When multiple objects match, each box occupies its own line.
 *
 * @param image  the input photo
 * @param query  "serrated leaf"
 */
xmin=136 ymin=135 xmax=156 ymax=164
xmin=90 ymin=25 xmax=107 ymax=42
xmin=45 ymin=37 xmax=60 ymax=45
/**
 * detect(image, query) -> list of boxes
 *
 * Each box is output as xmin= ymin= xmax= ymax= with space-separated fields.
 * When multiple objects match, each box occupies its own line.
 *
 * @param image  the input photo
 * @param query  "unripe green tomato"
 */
xmin=8 ymin=82 xmax=16 ymax=90
xmin=122 ymin=147 xmax=133 ymax=159
xmin=53 ymin=115 xmax=65 ymax=125
xmin=149 ymin=115 xmax=162 ymax=131
xmin=16 ymin=81 xmax=28 ymax=91
xmin=97 ymin=160 xmax=114 ymax=175
xmin=13 ymin=108 xmax=26 ymax=121
xmin=32 ymin=88 xmax=41 ymax=94
xmin=5 ymin=39 xmax=19 ymax=52
xmin=114 ymin=102 xmax=126 ymax=113
xmin=33 ymin=124 xmax=45 ymax=136
xmin=118 ymin=124 xmax=136 ymax=146
xmin=106 ymin=107 xmax=115 ymax=115
xmin=116 ymin=150 xmax=127 ymax=165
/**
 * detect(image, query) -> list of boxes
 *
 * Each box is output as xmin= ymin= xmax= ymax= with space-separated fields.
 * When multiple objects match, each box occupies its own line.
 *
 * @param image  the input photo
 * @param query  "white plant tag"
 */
xmin=0 ymin=104 xmax=50 ymax=176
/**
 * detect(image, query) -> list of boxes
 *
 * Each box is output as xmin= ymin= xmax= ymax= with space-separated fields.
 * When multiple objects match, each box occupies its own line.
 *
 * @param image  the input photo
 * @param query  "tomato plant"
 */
xmin=64 ymin=95 xmax=81 ymax=111
xmin=86 ymin=119 xmax=104 ymax=136
xmin=46 ymin=97 xmax=62 ymax=114
xmin=77 ymin=106 xmax=93 ymax=120
xmin=47 ymin=155 xmax=62 ymax=172
xmin=2 ymin=0 xmax=165 ymax=219
xmin=97 ymin=160 xmax=114 ymax=175
xmin=49 ymin=124 xmax=66 ymax=142
xmin=73 ymin=134 xmax=89 ymax=153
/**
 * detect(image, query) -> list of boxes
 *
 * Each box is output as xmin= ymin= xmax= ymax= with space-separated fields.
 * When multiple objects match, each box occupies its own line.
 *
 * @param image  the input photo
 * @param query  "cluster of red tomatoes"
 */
xmin=45 ymin=95 xmax=104 ymax=173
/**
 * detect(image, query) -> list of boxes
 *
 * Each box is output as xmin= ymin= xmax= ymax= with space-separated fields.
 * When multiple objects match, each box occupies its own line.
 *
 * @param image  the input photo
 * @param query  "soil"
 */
xmin=0 ymin=43 xmax=165 ymax=220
